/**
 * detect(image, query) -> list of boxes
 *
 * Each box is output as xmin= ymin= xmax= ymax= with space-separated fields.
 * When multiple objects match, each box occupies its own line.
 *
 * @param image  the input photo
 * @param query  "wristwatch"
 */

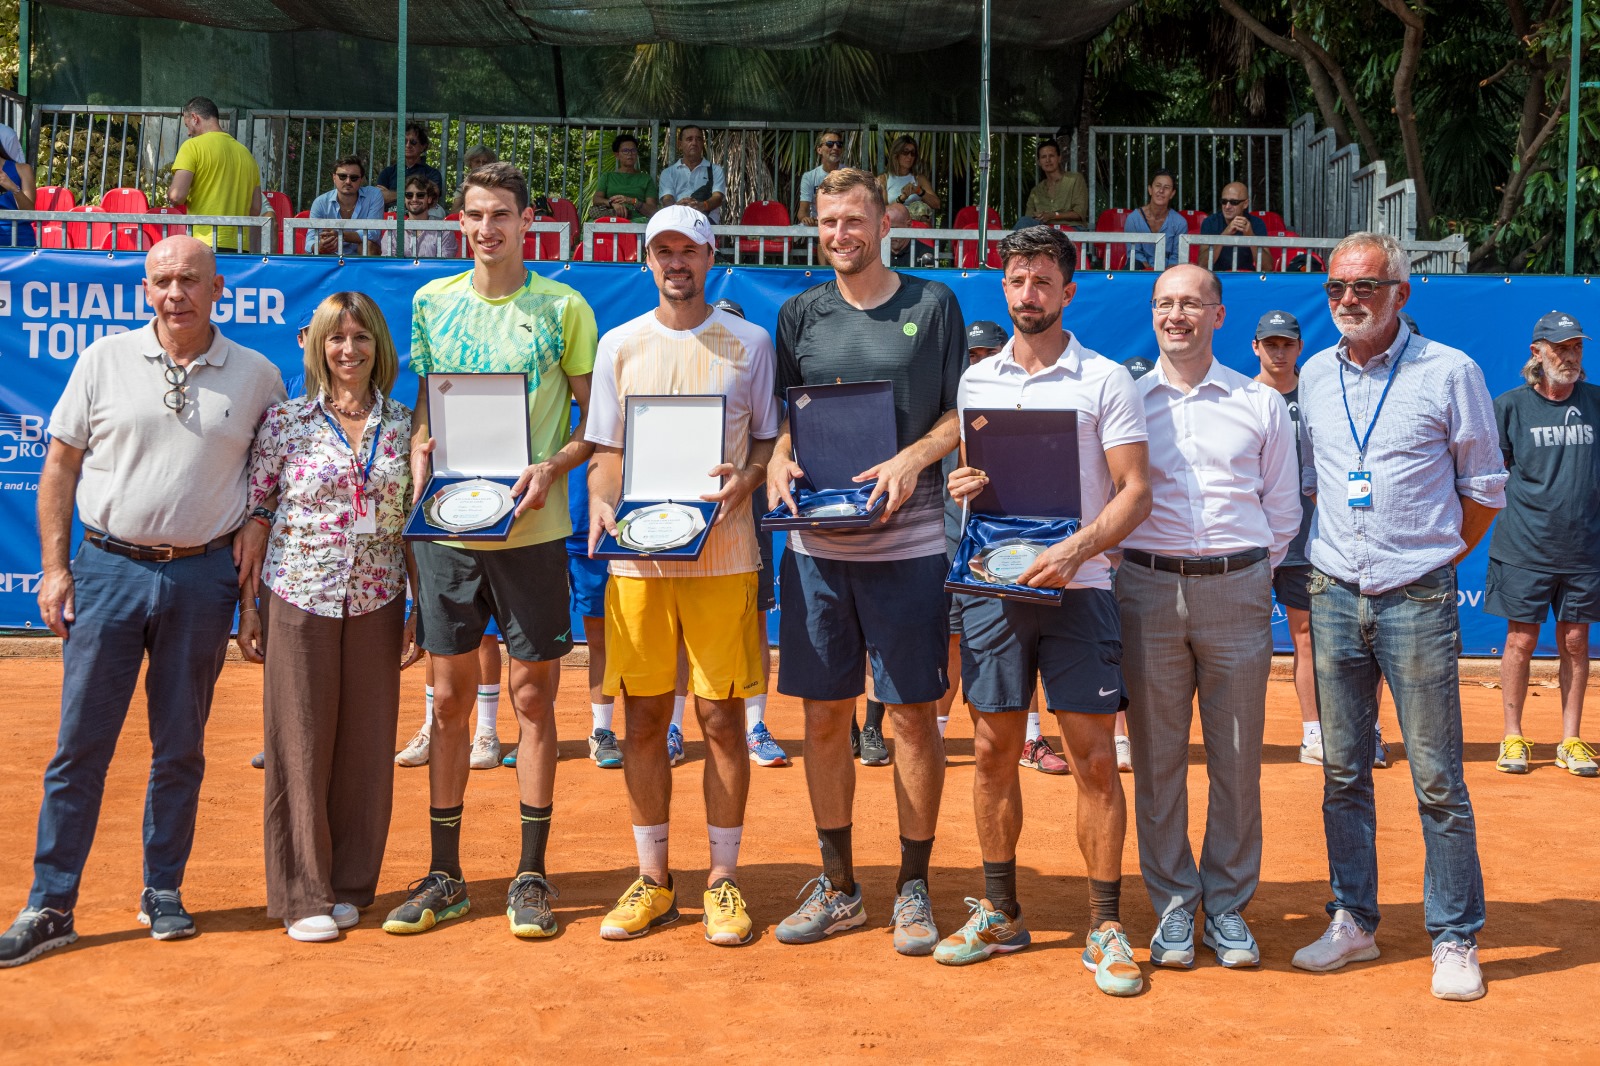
xmin=250 ymin=505 xmax=276 ymax=525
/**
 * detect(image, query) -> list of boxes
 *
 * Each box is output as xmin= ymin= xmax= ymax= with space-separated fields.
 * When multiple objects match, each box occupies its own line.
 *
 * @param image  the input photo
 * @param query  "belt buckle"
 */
xmin=145 ymin=544 xmax=178 ymax=562
xmin=1178 ymin=556 xmax=1195 ymax=577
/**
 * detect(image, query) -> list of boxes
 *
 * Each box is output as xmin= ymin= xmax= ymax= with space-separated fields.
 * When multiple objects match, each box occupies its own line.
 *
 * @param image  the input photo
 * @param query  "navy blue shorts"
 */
xmin=1485 ymin=559 xmax=1600 ymax=624
xmin=958 ymin=586 xmax=1123 ymax=714
xmin=568 ymin=550 xmax=610 ymax=619
xmin=1273 ymin=563 xmax=1312 ymax=613
xmin=777 ymin=550 xmax=950 ymax=704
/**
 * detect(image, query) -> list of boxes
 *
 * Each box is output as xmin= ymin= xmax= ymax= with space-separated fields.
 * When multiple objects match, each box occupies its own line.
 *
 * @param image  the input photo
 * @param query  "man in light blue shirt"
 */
xmin=307 ymin=155 xmax=386 ymax=256
xmin=657 ymin=125 xmax=726 ymax=224
xmin=1292 ymin=231 xmax=1505 ymax=1003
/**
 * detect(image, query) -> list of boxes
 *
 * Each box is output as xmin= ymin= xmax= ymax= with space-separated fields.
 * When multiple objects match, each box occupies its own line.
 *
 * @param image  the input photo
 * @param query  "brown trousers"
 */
xmin=262 ymin=590 xmax=404 ymax=921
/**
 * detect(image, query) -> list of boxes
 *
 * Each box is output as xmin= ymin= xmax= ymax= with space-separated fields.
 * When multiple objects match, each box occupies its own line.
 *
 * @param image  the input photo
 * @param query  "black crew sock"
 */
xmin=864 ymin=699 xmax=887 ymax=732
xmin=518 ymin=803 xmax=552 ymax=876
xmin=1088 ymin=876 xmax=1122 ymax=927
xmin=428 ymin=804 xmax=465 ymax=881
xmin=897 ymin=835 xmax=934 ymax=891
xmin=817 ymin=825 xmax=855 ymax=895
xmin=983 ymin=859 xmax=1020 ymax=919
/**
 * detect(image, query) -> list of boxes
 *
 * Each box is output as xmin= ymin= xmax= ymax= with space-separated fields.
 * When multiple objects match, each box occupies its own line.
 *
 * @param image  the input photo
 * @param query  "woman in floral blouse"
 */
xmin=239 ymin=291 xmax=421 ymax=943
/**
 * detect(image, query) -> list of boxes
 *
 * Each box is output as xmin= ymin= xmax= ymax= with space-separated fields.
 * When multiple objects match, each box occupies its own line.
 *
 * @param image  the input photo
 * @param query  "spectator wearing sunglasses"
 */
xmin=376 ymin=122 xmax=444 ymax=211
xmin=381 ymin=176 xmax=458 ymax=258
xmin=877 ymin=134 xmax=940 ymax=223
xmin=308 ymin=156 xmax=385 ymax=257
xmin=798 ymin=129 xmax=846 ymax=226
xmin=1198 ymin=182 xmax=1267 ymax=272
xmin=0 ymin=236 xmax=285 ymax=968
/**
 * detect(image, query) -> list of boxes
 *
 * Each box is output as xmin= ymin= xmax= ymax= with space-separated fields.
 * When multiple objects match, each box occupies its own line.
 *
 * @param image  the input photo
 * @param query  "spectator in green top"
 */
xmin=590 ymin=134 xmax=658 ymax=223
xmin=1013 ymin=139 xmax=1087 ymax=232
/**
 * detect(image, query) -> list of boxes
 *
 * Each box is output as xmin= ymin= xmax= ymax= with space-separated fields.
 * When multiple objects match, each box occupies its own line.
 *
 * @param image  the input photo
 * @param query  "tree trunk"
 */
xmin=1376 ymin=0 xmax=1434 ymax=229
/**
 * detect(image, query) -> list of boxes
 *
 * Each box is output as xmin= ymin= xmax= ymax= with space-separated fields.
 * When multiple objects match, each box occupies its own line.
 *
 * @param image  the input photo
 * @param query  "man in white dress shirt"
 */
xmin=1116 ymin=263 xmax=1300 ymax=971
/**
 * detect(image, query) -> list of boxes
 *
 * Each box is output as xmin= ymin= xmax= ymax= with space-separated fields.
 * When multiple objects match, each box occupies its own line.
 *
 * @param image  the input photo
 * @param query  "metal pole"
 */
xmin=18 ymin=1 xmax=29 ymax=157
xmin=1565 ymin=0 xmax=1581 ymax=274
xmin=977 ymin=0 xmax=993 ymax=261
xmin=395 ymin=0 xmax=408 ymax=257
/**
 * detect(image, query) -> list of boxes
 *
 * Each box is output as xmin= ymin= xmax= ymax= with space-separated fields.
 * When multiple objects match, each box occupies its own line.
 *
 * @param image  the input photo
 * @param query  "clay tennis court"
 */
xmin=1 ymin=652 xmax=1594 ymax=1062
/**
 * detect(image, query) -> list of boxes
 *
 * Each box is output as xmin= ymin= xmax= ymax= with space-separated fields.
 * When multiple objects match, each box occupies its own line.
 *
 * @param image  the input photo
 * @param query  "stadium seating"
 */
xmin=524 ymin=214 xmax=564 ymax=261
xmin=737 ymin=200 xmax=791 ymax=259
xmin=34 ymin=186 xmax=75 ymax=213
xmin=66 ymin=205 xmax=109 ymax=250
xmin=99 ymin=187 xmax=150 ymax=215
xmin=574 ymin=216 xmax=638 ymax=263
xmin=291 ymin=210 xmax=312 ymax=255
xmin=953 ymin=206 xmax=1003 ymax=269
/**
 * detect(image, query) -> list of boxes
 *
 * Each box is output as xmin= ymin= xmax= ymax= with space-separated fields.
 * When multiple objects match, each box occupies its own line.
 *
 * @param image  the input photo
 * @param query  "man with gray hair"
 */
xmin=1292 ymin=231 xmax=1506 ymax=1001
xmin=0 ymin=236 xmax=283 ymax=967
xmin=1489 ymin=311 xmax=1598 ymax=778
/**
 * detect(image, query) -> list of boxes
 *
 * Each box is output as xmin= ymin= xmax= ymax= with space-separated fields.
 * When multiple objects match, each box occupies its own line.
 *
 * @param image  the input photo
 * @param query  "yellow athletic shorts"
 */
xmin=603 ymin=572 xmax=766 ymax=700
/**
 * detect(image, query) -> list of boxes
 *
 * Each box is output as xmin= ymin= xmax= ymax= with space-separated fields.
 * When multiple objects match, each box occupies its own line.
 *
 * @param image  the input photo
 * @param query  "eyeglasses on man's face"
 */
xmin=1220 ymin=198 xmax=1246 ymax=207
xmin=821 ymin=140 xmax=842 ymax=149
xmin=1323 ymin=278 xmax=1400 ymax=301
xmin=1150 ymin=298 xmax=1221 ymax=316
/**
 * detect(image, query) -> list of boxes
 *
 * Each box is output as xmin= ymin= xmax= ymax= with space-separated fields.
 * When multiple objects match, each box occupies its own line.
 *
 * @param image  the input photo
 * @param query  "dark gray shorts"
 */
xmin=414 ymin=538 xmax=572 ymax=661
xmin=958 ymin=586 xmax=1123 ymax=714
xmin=1273 ymin=563 xmax=1313 ymax=613
xmin=1485 ymin=559 xmax=1600 ymax=624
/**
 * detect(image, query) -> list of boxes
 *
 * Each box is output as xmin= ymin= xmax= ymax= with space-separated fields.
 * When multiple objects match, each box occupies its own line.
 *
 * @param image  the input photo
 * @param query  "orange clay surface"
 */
xmin=0 ymin=657 xmax=1596 ymax=1063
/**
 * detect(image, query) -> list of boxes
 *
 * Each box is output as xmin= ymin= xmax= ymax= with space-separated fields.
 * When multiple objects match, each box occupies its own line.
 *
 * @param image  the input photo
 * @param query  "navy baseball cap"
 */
xmin=713 ymin=298 xmax=745 ymax=319
xmin=1532 ymin=310 xmax=1588 ymax=343
xmin=1255 ymin=310 xmax=1300 ymax=341
xmin=967 ymin=320 xmax=1008 ymax=350
xmin=1123 ymin=354 xmax=1156 ymax=380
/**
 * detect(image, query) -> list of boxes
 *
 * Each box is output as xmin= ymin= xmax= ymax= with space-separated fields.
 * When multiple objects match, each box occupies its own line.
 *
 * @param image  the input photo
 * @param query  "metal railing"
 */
xmin=0 ymin=90 xmax=25 ymax=153
xmin=1289 ymin=114 xmax=1421 ymax=242
xmin=1088 ymin=125 xmax=1291 ymax=226
xmin=860 ymin=125 xmax=1078 ymax=229
xmin=242 ymin=111 xmax=449 ymax=213
xmin=281 ymin=216 xmax=571 ymax=260
xmin=30 ymin=104 xmax=241 ymax=208
xmin=1177 ymin=233 xmax=1468 ymax=274
xmin=456 ymin=117 xmax=662 ymax=214
xmin=0 ymin=209 xmax=273 ymax=253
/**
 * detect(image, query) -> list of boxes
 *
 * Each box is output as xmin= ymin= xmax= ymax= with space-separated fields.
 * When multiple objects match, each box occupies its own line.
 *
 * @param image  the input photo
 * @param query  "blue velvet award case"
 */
xmin=945 ymin=407 xmax=1082 ymax=605
xmin=592 ymin=394 xmax=726 ymax=561
xmin=404 ymin=372 xmax=530 ymax=542
xmin=760 ymin=380 xmax=895 ymax=531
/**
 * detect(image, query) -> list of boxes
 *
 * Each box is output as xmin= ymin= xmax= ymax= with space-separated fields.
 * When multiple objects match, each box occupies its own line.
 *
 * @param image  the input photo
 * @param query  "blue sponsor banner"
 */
xmin=0 ymin=248 xmax=1592 ymax=656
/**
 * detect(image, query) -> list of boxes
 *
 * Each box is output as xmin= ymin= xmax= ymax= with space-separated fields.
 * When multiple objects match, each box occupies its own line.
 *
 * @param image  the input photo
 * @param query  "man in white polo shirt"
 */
xmin=935 ymin=227 xmax=1152 ymax=998
xmin=1118 ymin=263 xmax=1300 ymax=971
xmin=1 ymin=236 xmax=283 ymax=968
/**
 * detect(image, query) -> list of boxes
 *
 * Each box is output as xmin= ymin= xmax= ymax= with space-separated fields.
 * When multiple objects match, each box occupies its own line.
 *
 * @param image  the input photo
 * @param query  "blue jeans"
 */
xmin=30 ymin=541 xmax=239 ymax=911
xmin=1308 ymin=565 xmax=1485 ymax=946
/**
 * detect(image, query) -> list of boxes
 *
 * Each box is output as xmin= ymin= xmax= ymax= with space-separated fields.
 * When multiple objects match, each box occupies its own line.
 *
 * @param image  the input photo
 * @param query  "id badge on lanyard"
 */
xmin=1340 ymin=346 xmax=1405 ymax=510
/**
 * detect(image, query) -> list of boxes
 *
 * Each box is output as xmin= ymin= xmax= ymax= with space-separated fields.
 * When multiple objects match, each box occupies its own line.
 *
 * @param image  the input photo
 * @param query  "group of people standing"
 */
xmin=2 ymin=157 xmax=1593 ymax=1012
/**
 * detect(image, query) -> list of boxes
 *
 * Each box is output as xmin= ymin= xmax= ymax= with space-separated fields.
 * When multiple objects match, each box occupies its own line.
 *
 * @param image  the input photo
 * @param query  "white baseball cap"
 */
xmin=645 ymin=204 xmax=714 ymax=249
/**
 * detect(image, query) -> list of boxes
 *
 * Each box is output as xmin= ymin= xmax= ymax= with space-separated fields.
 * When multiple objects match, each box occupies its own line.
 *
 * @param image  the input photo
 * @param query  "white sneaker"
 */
xmin=331 ymin=903 xmax=360 ymax=930
xmin=284 ymin=915 xmax=339 ymax=942
xmin=1431 ymin=940 xmax=1485 ymax=1001
xmin=469 ymin=733 xmax=502 ymax=770
xmin=1114 ymin=735 xmax=1133 ymax=773
xmin=1300 ymin=733 xmax=1325 ymax=764
xmin=395 ymin=729 xmax=430 ymax=767
xmin=1292 ymin=908 xmax=1380 ymax=972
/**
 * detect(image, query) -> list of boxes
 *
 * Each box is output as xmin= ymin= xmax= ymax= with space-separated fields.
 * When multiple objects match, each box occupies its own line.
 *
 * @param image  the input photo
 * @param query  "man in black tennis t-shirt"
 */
xmin=1489 ymin=310 xmax=1600 ymax=778
xmin=766 ymin=168 xmax=965 ymax=957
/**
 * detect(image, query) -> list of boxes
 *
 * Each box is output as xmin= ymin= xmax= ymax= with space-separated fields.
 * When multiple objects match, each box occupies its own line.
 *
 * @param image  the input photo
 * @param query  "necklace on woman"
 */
xmin=327 ymin=390 xmax=375 ymax=420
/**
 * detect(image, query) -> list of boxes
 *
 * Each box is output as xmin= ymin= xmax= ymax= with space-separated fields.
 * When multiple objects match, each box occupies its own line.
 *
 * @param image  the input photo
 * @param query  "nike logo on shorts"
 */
xmin=1098 ymin=687 xmax=1117 ymax=697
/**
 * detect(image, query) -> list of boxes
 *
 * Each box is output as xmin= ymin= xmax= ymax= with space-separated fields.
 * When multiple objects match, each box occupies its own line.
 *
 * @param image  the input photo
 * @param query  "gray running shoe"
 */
xmin=0 ymin=908 xmax=77 ymax=968
xmin=137 ymin=888 xmax=196 ymax=940
xmin=1149 ymin=906 xmax=1195 ymax=968
xmin=891 ymin=878 xmax=939 ymax=956
xmin=775 ymin=874 xmax=867 ymax=944
xmin=1203 ymin=910 xmax=1261 ymax=967
xmin=859 ymin=726 xmax=890 ymax=767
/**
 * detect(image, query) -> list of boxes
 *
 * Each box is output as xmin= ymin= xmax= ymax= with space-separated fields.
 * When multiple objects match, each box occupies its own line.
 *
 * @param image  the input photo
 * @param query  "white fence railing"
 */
xmin=0 ymin=209 xmax=272 ymax=253
xmin=1178 ymin=233 xmax=1468 ymax=274
xmin=242 ymin=111 xmax=450 ymax=214
xmin=1089 ymin=125 xmax=1292 ymax=227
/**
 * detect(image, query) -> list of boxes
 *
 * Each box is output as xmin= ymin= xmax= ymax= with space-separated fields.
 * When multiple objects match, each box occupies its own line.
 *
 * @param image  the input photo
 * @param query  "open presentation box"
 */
xmin=761 ymin=380 xmax=895 ymax=531
xmin=405 ymin=372 xmax=530 ymax=542
xmin=593 ymin=394 xmax=726 ymax=561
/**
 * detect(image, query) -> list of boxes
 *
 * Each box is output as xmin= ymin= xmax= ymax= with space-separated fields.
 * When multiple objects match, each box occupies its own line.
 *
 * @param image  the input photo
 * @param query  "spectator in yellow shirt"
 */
xmin=168 ymin=96 xmax=263 ymax=253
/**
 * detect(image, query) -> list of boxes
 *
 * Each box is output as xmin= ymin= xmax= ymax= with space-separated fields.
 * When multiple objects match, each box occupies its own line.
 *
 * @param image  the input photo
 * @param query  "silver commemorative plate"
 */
xmin=799 ymin=501 xmax=865 ymax=519
xmin=616 ymin=502 xmax=706 ymax=552
xmin=969 ymin=540 xmax=1043 ymax=585
xmin=425 ymin=479 xmax=516 ymax=533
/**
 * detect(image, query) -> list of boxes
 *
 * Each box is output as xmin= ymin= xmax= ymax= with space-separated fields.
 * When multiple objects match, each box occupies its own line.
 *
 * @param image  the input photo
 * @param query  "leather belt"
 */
xmin=1123 ymin=546 xmax=1268 ymax=577
xmin=85 ymin=529 xmax=235 ymax=563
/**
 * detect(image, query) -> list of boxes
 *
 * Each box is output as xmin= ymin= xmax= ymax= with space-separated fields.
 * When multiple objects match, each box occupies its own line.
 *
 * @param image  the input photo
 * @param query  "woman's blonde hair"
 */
xmin=301 ymin=291 xmax=399 ymax=400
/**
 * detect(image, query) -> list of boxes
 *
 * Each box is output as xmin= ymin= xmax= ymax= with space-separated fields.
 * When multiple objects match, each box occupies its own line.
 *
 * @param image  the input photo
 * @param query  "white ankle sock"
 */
xmin=476 ymin=684 xmax=500 ymax=736
xmin=936 ymin=715 xmax=949 ymax=738
xmin=633 ymin=822 xmax=670 ymax=883
xmin=744 ymin=695 xmax=766 ymax=732
xmin=423 ymin=686 xmax=435 ymax=729
xmin=1026 ymin=711 xmax=1042 ymax=742
xmin=671 ymin=696 xmax=686 ymax=729
xmin=708 ymin=824 xmax=743 ymax=882
xmin=592 ymin=701 xmax=615 ymax=733
xmin=1303 ymin=721 xmax=1323 ymax=743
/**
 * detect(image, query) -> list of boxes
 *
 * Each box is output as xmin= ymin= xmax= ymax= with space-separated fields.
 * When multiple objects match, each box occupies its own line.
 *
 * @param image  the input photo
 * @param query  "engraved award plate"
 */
xmin=425 ymin=479 xmax=516 ymax=533
xmin=799 ymin=501 xmax=865 ymax=519
xmin=616 ymin=502 xmax=706 ymax=552
xmin=970 ymin=540 xmax=1042 ymax=584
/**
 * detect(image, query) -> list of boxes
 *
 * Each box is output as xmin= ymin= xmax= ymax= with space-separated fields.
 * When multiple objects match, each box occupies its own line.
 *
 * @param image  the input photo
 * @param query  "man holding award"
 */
xmin=584 ymin=205 xmax=779 ymax=946
xmin=935 ymin=227 xmax=1152 ymax=994
xmin=766 ymin=169 xmax=967 ymax=956
xmin=386 ymin=162 xmax=598 ymax=941
xmin=1118 ymin=264 xmax=1300 ymax=970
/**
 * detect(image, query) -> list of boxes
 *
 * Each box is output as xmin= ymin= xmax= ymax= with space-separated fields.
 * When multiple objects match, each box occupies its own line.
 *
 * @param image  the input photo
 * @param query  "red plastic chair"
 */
xmin=99 ymin=187 xmax=150 ymax=215
xmin=141 ymin=205 xmax=188 ymax=249
xmin=577 ymin=216 xmax=637 ymax=263
xmin=290 ymin=210 xmax=312 ymax=254
xmin=952 ymin=206 xmax=1003 ymax=269
xmin=737 ymin=200 xmax=791 ymax=260
xmin=1257 ymin=210 xmax=1286 ymax=233
xmin=1093 ymin=208 xmax=1133 ymax=269
xmin=1180 ymin=209 xmax=1208 ymax=233
xmin=263 ymin=191 xmax=294 ymax=252
xmin=35 ymin=186 xmax=76 ymax=213
xmin=66 ymin=205 xmax=109 ymax=250
xmin=523 ymin=213 xmax=563 ymax=261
